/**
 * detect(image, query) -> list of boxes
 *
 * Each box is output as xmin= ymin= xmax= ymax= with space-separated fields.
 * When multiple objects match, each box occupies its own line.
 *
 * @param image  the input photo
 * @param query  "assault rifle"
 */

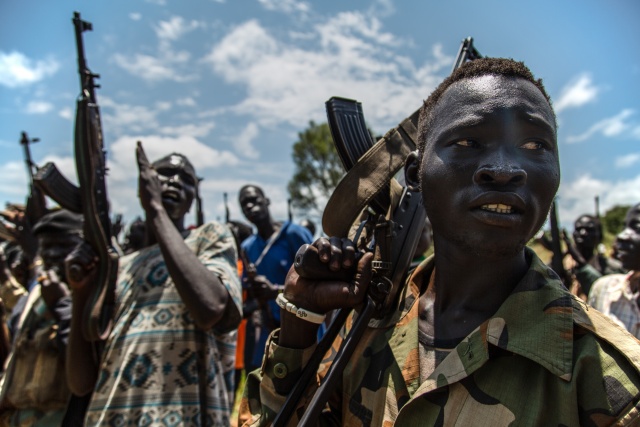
xmin=549 ymin=199 xmax=570 ymax=286
xmin=34 ymin=12 xmax=118 ymax=342
xmin=274 ymin=37 xmax=483 ymax=426
xmin=19 ymin=132 xmax=47 ymax=226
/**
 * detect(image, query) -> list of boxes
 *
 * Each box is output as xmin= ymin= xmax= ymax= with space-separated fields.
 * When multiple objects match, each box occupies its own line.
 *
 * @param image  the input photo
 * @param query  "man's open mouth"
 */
xmin=163 ymin=192 xmax=180 ymax=202
xmin=480 ymin=203 xmax=514 ymax=214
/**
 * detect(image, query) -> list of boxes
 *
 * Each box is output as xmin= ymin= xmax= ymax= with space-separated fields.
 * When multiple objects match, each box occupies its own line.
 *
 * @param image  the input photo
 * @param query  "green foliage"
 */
xmin=602 ymin=204 xmax=630 ymax=236
xmin=288 ymin=121 xmax=344 ymax=212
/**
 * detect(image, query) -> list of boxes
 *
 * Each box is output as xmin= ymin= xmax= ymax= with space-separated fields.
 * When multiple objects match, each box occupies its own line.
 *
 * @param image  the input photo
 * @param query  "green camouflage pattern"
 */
xmin=239 ymin=248 xmax=640 ymax=426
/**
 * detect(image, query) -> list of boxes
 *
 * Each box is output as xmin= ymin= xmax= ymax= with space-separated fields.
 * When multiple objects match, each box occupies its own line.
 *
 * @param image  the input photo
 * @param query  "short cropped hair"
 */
xmin=417 ymin=57 xmax=555 ymax=160
xmin=238 ymin=184 xmax=266 ymax=199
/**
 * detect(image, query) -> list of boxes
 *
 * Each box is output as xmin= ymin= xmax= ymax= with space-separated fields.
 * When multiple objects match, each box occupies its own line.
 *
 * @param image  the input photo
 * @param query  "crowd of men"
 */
xmin=1 ymin=57 xmax=640 ymax=426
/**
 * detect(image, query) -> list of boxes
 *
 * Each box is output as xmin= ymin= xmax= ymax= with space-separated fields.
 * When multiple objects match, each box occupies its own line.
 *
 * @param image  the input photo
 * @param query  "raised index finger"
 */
xmin=136 ymin=140 xmax=151 ymax=171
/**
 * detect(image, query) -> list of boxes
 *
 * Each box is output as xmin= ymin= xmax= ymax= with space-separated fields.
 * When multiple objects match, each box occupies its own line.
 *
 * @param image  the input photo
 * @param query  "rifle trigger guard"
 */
xmin=369 ymin=276 xmax=392 ymax=310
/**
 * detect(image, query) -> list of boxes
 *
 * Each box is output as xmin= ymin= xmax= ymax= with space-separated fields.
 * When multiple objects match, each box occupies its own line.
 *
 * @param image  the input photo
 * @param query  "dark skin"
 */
xmin=280 ymin=75 xmax=559 ymax=347
xmin=65 ymin=142 xmax=232 ymax=396
xmin=573 ymin=216 xmax=600 ymax=257
xmin=37 ymin=232 xmax=84 ymax=311
xmin=614 ymin=204 xmax=640 ymax=274
xmin=238 ymin=186 xmax=282 ymax=301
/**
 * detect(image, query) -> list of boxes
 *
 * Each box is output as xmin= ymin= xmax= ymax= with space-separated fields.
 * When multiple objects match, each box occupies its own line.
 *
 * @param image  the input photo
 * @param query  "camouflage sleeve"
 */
xmin=574 ymin=305 xmax=640 ymax=425
xmin=239 ymin=330 xmax=342 ymax=427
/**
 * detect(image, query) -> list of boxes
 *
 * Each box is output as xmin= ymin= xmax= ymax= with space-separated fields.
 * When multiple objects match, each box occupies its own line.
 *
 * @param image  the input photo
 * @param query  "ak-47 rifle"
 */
xmin=34 ymin=12 xmax=118 ymax=342
xmin=19 ymin=132 xmax=47 ymax=226
xmin=195 ymin=177 xmax=204 ymax=227
xmin=549 ymin=199 xmax=570 ymax=286
xmin=274 ymin=37 xmax=483 ymax=426
xmin=223 ymin=192 xmax=230 ymax=223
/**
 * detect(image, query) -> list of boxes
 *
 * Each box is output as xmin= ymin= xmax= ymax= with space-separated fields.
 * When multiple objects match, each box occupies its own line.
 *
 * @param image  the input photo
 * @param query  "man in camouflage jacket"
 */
xmin=240 ymin=58 xmax=640 ymax=426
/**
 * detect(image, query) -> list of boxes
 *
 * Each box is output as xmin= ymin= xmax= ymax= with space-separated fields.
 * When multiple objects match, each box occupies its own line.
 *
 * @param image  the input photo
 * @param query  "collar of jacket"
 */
xmin=372 ymin=247 xmax=575 ymax=391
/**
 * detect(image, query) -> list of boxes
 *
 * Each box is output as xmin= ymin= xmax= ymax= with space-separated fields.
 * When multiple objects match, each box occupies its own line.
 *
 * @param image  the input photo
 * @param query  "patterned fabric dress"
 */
xmin=85 ymin=222 xmax=242 ymax=427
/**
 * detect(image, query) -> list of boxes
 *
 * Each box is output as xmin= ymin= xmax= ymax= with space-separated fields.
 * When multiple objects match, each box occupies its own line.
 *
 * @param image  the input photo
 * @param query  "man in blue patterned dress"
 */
xmin=66 ymin=142 xmax=242 ymax=426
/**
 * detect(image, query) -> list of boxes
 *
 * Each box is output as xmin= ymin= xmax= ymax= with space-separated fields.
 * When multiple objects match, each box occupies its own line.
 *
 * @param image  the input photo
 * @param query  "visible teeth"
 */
xmin=481 ymin=203 xmax=512 ymax=214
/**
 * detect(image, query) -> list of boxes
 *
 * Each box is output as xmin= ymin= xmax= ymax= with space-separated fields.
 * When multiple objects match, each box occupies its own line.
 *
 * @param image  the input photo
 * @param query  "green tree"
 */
xmin=288 ymin=121 xmax=344 ymax=213
xmin=602 ymin=204 xmax=631 ymax=236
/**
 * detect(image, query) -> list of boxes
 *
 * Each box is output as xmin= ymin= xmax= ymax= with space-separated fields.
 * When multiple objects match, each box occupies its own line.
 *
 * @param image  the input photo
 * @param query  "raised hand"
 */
xmin=136 ymin=141 xmax=163 ymax=214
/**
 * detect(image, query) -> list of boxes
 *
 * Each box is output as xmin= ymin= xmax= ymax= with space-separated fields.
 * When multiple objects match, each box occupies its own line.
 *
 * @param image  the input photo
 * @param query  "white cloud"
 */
xmin=24 ymin=101 xmax=53 ymax=114
xmin=616 ymin=153 xmax=640 ymax=169
xmin=111 ymin=16 xmax=202 ymax=83
xmin=59 ymin=107 xmax=73 ymax=120
xmin=257 ymin=0 xmax=310 ymax=15
xmin=144 ymin=0 xmax=166 ymax=4
xmin=0 ymin=161 xmax=28 ymax=200
xmin=154 ymin=16 xmax=203 ymax=41
xmin=234 ymin=122 xmax=260 ymax=159
xmin=159 ymin=123 xmax=215 ymax=138
xmin=566 ymin=109 xmax=636 ymax=143
xmin=0 ymin=51 xmax=59 ymax=88
xmin=112 ymin=50 xmax=195 ymax=83
xmin=368 ymin=0 xmax=395 ymax=18
xmin=554 ymin=74 xmax=600 ymax=113
xmin=558 ymin=173 xmax=640 ymax=228
xmin=155 ymin=101 xmax=172 ymax=111
xmin=177 ymin=97 xmax=197 ymax=107
xmin=100 ymin=97 xmax=160 ymax=134
xmin=129 ymin=13 xmax=142 ymax=21
xmin=204 ymin=16 xmax=450 ymax=131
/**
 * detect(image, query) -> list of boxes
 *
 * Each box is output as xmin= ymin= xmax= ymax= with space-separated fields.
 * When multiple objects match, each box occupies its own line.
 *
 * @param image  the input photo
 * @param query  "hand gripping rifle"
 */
xmin=274 ymin=37 xmax=483 ymax=426
xmin=33 ymin=12 xmax=118 ymax=342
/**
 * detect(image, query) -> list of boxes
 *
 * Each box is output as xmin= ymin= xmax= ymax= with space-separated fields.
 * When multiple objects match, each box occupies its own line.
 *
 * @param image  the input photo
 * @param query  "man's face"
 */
xmin=38 ymin=232 xmax=84 ymax=279
xmin=239 ymin=187 xmax=270 ymax=225
xmin=420 ymin=75 xmax=559 ymax=258
xmin=573 ymin=216 xmax=600 ymax=255
xmin=614 ymin=205 xmax=640 ymax=271
xmin=154 ymin=163 xmax=196 ymax=221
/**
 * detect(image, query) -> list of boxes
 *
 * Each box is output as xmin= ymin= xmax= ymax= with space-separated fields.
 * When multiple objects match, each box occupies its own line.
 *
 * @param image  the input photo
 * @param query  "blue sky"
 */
xmin=1 ymin=0 xmax=639 ymax=231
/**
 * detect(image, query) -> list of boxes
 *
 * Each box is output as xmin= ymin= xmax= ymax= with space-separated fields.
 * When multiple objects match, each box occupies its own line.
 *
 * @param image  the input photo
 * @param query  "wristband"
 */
xmin=276 ymin=293 xmax=326 ymax=324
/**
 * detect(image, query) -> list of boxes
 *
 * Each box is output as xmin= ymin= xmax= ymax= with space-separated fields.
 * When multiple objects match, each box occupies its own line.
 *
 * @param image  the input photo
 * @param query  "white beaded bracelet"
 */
xmin=276 ymin=293 xmax=326 ymax=325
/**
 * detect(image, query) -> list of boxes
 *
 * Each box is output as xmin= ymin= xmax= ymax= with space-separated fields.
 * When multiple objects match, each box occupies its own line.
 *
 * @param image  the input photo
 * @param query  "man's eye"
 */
xmin=521 ymin=141 xmax=543 ymax=150
xmin=455 ymin=139 xmax=477 ymax=147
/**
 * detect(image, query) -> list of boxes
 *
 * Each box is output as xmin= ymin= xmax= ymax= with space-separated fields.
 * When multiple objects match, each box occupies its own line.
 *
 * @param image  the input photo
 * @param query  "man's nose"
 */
xmin=473 ymin=147 xmax=527 ymax=186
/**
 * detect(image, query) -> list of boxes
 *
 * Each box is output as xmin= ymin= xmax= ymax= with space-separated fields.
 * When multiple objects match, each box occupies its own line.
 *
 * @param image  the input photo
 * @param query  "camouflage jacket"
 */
xmin=240 ymin=249 xmax=640 ymax=426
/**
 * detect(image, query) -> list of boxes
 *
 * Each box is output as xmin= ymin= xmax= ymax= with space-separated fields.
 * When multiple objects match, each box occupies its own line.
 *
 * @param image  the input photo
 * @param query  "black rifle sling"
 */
xmin=322 ymin=108 xmax=419 ymax=238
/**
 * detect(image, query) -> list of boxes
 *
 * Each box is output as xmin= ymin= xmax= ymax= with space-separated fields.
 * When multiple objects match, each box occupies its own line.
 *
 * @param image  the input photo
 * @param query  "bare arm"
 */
xmin=137 ymin=142 xmax=237 ymax=331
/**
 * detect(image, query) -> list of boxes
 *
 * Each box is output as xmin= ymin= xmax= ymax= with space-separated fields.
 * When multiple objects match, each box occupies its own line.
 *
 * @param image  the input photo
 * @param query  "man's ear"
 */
xmin=404 ymin=151 xmax=421 ymax=192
